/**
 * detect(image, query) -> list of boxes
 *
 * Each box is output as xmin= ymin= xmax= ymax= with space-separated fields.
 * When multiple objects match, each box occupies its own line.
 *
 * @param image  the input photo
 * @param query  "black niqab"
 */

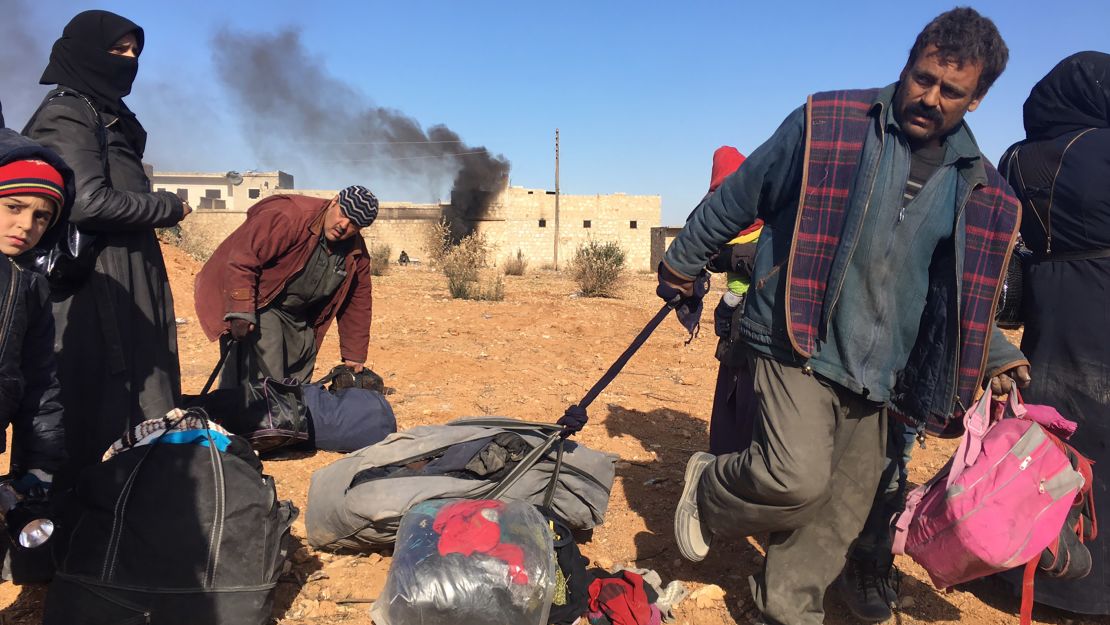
xmin=39 ymin=10 xmax=148 ymax=154
xmin=1023 ymin=51 xmax=1110 ymax=140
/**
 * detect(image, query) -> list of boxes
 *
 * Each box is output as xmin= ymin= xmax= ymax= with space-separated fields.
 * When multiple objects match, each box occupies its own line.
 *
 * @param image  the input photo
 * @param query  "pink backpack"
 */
xmin=893 ymin=391 xmax=1086 ymax=622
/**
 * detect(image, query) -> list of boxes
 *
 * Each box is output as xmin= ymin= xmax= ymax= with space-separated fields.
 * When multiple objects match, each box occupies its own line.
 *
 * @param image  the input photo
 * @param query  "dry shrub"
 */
xmin=443 ymin=231 xmax=502 ymax=300
xmin=424 ymin=218 xmax=453 ymax=267
xmin=573 ymin=240 xmax=626 ymax=297
xmin=503 ymin=249 xmax=528 ymax=276
xmin=369 ymin=243 xmax=391 ymax=276
xmin=449 ymin=273 xmax=504 ymax=301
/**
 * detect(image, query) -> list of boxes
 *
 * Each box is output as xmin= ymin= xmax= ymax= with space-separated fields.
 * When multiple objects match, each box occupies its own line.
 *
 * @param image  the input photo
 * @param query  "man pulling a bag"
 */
xmin=194 ymin=186 xmax=378 ymax=387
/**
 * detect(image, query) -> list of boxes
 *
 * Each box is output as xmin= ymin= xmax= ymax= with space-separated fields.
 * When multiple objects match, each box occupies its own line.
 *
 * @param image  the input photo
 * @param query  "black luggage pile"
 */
xmin=185 ymin=364 xmax=397 ymax=455
xmin=43 ymin=409 xmax=297 ymax=625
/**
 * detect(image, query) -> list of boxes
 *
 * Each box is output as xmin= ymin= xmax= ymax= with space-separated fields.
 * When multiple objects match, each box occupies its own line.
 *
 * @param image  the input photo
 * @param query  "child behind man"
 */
xmin=0 ymin=128 xmax=73 ymax=511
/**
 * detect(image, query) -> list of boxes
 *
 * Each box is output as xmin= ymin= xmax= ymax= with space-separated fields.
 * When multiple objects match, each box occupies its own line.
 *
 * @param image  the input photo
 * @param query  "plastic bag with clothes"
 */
xmin=372 ymin=498 xmax=555 ymax=625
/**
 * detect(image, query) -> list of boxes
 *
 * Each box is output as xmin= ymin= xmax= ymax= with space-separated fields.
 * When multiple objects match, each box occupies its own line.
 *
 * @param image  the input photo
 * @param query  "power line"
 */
xmin=291 ymin=139 xmax=468 ymax=145
xmin=315 ymin=150 xmax=488 ymax=164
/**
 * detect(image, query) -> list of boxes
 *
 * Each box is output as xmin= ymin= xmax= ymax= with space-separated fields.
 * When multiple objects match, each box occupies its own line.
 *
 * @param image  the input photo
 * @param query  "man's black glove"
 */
xmin=557 ymin=404 xmax=588 ymax=436
xmin=228 ymin=318 xmax=255 ymax=342
xmin=656 ymin=262 xmax=710 ymax=341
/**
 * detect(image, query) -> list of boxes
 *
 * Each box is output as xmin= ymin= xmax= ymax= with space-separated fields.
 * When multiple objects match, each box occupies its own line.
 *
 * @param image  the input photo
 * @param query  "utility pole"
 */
xmin=554 ymin=128 xmax=561 ymax=270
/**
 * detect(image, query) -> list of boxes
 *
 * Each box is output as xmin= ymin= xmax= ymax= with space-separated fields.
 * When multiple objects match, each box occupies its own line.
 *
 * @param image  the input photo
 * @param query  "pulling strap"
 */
xmin=573 ymin=302 xmax=673 ymax=413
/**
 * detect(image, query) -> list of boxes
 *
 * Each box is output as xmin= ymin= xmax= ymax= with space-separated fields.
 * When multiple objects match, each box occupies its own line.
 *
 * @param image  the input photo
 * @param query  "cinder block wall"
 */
xmin=178 ymin=187 xmax=662 ymax=270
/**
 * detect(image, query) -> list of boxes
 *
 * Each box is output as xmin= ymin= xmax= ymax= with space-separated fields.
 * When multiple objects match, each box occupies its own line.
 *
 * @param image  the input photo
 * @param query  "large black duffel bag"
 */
xmin=43 ymin=409 xmax=297 ymax=625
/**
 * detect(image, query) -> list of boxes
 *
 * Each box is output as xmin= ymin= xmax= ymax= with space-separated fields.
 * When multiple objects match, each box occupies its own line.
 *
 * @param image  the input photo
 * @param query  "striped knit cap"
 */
xmin=0 ymin=159 xmax=65 ymax=211
xmin=337 ymin=185 xmax=379 ymax=228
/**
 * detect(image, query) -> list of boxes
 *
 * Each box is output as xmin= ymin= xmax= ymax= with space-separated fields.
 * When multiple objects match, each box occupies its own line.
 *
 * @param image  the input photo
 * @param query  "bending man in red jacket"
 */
xmin=194 ymin=185 xmax=378 ymax=388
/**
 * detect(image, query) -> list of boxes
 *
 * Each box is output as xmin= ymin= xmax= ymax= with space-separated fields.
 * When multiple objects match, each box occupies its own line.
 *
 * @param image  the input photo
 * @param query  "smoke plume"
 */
xmin=212 ymin=28 xmax=509 ymax=240
xmin=0 ymin=0 xmax=51 ymax=130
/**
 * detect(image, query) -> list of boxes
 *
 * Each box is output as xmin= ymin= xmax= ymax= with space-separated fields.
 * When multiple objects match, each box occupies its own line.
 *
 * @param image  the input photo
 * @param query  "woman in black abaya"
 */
xmin=23 ymin=10 xmax=191 ymax=477
xmin=998 ymin=51 xmax=1110 ymax=615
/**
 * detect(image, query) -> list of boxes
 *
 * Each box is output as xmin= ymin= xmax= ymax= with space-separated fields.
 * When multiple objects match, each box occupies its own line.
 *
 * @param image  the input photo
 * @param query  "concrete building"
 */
xmin=152 ymin=171 xmax=294 ymax=210
xmin=157 ymin=171 xmax=663 ymax=271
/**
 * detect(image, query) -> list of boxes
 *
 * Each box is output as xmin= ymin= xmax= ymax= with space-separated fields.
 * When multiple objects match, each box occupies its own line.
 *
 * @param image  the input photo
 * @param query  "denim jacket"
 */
xmin=665 ymin=86 xmax=1026 ymax=424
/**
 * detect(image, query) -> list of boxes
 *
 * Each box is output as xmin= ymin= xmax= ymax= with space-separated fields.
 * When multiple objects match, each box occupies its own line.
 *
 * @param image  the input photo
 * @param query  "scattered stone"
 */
xmin=690 ymin=584 xmax=726 ymax=608
xmin=643 ymin=477 xmax=668 ymax=486
xmin=326 ymin=555 xmax=359 ymax=569
xmin=898 ymin=596 xmax=916 ymax=609
xmin=306 ymin=571 xmax=329 ymax=582
xmin=366 ymin=553 xmax=384 ymax=565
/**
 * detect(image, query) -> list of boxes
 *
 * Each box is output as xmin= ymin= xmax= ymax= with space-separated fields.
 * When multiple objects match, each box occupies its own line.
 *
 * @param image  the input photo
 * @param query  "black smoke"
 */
xmin=0 ymin=0 xmax=51 ymax=130
xmin=211 ymin=28 xmax=508 ymax=240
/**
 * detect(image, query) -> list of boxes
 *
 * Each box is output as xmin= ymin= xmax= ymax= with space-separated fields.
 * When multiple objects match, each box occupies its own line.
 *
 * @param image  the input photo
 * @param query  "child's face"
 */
xmin=0 ymin=195 xmax=55 ymax=256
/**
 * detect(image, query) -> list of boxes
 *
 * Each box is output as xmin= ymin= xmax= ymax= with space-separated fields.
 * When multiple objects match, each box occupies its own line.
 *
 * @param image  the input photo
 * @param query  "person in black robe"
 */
xmin=23 ymin=10 xmax=191 ymax=478
xmin=998 ymin=50 xmax=1110 ymax=615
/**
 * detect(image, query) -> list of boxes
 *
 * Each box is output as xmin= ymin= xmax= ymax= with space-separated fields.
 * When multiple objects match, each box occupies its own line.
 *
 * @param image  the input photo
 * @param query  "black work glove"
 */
xmin=228 ymin=318 xmax=255 ymax=342
xmin=557 ymin=404 xmax=588 ymax=437
xmin=714 ymin=294 xmax=740 ymax=339
xmin=656 ymin=262 xmax=710 ymax=342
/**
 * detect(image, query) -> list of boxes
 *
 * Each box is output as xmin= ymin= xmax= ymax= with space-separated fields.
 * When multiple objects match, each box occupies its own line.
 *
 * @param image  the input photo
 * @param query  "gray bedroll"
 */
xmin=306 ymin=417 xmax=617 ymax=551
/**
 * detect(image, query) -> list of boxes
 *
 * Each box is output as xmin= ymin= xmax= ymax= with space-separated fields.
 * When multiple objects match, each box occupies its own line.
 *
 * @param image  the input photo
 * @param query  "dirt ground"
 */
xmin=0 ymin=243 xmax=1103 ymax=625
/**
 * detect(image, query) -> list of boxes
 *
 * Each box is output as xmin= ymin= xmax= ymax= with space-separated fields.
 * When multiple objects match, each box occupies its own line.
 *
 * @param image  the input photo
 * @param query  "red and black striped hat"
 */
xmin=0 ymin=159 xmax=65 ymax=211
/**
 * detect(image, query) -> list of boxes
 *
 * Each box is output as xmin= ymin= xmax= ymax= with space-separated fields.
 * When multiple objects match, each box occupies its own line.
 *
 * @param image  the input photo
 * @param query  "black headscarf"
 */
xmin=39 ymin=10 xmax=148 ymax=154
xmin=1023 ymin=51 xmax=1110 ymax=141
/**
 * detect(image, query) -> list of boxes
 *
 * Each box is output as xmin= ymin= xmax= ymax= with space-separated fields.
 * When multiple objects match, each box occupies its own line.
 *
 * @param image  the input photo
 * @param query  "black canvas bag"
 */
xmin=42 ymin=409 xmax=297 ymax=625
xmin=188 ymin=378 xmax=309 ymax=455
xmin=184 ymin=341 xmax=310 ymax=455
xmin=302 ymin=384 xmax=396 ymax=452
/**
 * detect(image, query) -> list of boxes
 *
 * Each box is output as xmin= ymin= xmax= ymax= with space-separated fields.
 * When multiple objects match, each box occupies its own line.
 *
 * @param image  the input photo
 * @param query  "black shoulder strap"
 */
xmin=1007 ymin=128 xmax=1097 ymax=255
xmin=34 ymin=90 xmax=110 ymax=179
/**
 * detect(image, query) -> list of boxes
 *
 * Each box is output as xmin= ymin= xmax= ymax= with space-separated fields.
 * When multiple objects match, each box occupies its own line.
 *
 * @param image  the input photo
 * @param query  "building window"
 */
xmin=199 ymin=197 xmax=226 ymax=210
xmin=630 ymin=220 xmax=638 ymax=229
xmin=538 ymin=219 xmax=547 ymax=228
xmin=583 ymin=220 xmax=591 ymax=228
xmin=176 ymin=189 xmax=189 ymax=202
xmin=248 ymin=188 xmax=261 ymax=199
xmin=205 ymin=189 xmax=222 ymax=199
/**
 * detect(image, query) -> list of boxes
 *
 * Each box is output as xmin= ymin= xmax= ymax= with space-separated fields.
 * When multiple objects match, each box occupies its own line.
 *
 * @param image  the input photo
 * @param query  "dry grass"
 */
xmin=503 ymin=249 xmax=528 ymax=276
xmin=369 ymin=243 xmax=392 ymax=276
xmin=423 ymin=218 xmax=453 ymax=268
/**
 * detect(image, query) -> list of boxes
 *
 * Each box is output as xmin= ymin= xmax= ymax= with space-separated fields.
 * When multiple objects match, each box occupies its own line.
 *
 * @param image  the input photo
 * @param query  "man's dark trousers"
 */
xmin=697 ymin=354 xmax=886 ymax=625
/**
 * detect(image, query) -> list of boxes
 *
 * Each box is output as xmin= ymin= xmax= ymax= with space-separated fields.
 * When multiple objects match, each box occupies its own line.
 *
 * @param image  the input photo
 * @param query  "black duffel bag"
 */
xmin=43 ymin=409 xmax=296 ymax=625
xmin=187 ymin=378 xmax=309 ymax=455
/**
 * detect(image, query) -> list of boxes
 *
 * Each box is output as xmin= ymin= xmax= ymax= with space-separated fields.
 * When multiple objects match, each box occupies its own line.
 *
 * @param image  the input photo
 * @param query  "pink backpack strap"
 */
xmin=946 ymin=392 xmax=993 ymax=490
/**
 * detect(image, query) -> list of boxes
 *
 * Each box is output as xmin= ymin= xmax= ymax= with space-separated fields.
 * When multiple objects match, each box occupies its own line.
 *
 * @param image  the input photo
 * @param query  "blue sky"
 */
xmin=3 ymin=1 xmax=1108 ymax=224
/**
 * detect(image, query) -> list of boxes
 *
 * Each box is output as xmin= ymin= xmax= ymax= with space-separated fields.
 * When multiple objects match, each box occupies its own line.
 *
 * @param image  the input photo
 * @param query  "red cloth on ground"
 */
xmin=588 ymin=570 xmax=653 ymax=625
xmin=709 ymin=146 xmax=746 ymax=192
xmin=433 ymin=500 xmax=528 ymax=584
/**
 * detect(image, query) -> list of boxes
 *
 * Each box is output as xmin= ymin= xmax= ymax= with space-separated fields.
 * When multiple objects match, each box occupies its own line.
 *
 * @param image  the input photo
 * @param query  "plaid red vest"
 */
xmin=784 ymin=89 xmax=1020 ymax=411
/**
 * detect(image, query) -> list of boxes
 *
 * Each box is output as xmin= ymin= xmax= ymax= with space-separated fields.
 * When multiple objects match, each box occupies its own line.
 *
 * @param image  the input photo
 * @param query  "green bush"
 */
xmin=503 ymin=249 xmax=528 ymax=276
xmin=369 ymin=243 xmax=391 ymax=276
xmin=572 ymin=240 xmax=626 ymax=297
